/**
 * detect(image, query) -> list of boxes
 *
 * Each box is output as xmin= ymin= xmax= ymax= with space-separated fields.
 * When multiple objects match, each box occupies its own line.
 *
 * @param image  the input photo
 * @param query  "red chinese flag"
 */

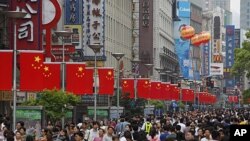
xmin=20 ymin=51 xmax=44 ymax=91
xmin=98 ymin=68 xmax=114 ymax=95
xmin=234 ymin=96 xmax=238 ymax=103
xmin=150 ymin=82 xmax=162 ymax=100
xmin=137 ymin=78 xmax=150 ymax=99
xmin=82 ymin=67 xmax=94 ymax=94
xmin=121 ymin=78 xmax=134 ymax=98
xmin=161 ymin=83 xmax=171 ymax=100
xmin=181 ymin=89 xmax=189 ymax=101
xmin=228 ymin=96 xmax=233 ymax=102
xmin=189 ymin=90 xmax=195 ymax=102
xmin=0 ymin=50 xmax=13 ymax=91
xmin=170 ymin=84 xmax=180 ymax=101
xmin=42 ymin=62 xmax=61 ymax=90
xmin=66 ymin=62 xmax=86 ymax=94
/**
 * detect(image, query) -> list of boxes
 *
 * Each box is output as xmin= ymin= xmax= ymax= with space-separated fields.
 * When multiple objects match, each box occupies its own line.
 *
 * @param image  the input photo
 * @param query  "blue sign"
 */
xmin=225 ymin=25 xmax=235 ymax=68
xmin=202 ymin=43 xmax=210 ymax=76
xmin=178 ymin=1 xmax=191 ymax=18
xmin=65 ymin=0 xmax=82 ymax=25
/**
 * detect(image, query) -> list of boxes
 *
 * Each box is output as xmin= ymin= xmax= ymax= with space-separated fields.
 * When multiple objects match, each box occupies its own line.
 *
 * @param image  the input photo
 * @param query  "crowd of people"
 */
xmin=1 ymin=108 xmax=250 ymax=141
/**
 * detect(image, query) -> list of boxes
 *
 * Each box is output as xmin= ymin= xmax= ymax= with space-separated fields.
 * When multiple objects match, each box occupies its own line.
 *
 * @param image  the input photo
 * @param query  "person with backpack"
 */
xmin=141 ymin=118 xmax=152 ymax=135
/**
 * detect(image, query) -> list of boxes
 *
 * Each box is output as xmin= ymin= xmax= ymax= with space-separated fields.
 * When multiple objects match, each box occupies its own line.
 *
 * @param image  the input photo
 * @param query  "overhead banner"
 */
xmin=82 ymin=0 xmax=106 ymax=61
xmin=210 ymin=63 xmax=223 ymax=75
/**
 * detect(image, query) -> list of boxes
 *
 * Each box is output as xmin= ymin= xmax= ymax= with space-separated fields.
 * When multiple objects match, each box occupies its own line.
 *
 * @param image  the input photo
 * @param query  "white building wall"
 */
xmin=153 ymin=0 xmax=175 ymax=80
xmin=104 ymin=0 xmax=133 ymax=70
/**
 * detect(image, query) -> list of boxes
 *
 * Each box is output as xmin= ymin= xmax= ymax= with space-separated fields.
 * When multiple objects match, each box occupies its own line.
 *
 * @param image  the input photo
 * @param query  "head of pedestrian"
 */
xmin=74 ymin=132 xmax=83 ymax=141
xmin=185 ymin=130 xmax=195 ymax=141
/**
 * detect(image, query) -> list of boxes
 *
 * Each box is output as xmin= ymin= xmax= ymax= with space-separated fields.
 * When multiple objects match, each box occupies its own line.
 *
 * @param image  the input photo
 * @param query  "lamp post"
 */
xmin=89 ymin=43 xmax=103 ymax=121
xmin=112 ymin=53 xmax=125 ymax=118
xmin=131 ymin=59 xmax=140 ymax=100
xmin=4 ymin=11 xmax=27 ymax=130
xmin=154 ymin=67 xmax=164 ymax=81
xmin=54 ymin=30 xmax=73 ymax=127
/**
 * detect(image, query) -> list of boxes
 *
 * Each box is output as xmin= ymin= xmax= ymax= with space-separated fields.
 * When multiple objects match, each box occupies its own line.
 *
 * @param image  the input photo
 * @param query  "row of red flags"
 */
xmin=0 ymin=51 xmax=114 ymax=95
xmin=122 ymin=78 xmax=217 ymax=104
xmin=228 ymin=96 xmax=239 ymax=103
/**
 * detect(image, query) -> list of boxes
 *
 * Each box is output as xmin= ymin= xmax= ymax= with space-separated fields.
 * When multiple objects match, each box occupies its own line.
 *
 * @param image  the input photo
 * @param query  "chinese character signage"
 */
xmin=202 ymin=43 xmax=210 ymax=76
xmin=212 ymin=16 xmax=222 ymax=63
xmin=65 ymin=0 xmax=82 ymax=25
xmin=210 ymin=63 xmax=223 ymax=75
xmin=64 ymin=25 xmax=82 ymax=49
xmin=10 ymin=0 xmax=42 ymax=50
xmin=225 ymin=25 xmax=235 ymax=68
xmin=82 ymin=0 xmax=106 ymax=61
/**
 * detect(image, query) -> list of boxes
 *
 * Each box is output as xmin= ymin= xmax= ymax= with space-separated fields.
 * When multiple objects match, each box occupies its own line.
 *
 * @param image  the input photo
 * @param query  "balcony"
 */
xmin=159 ymin=47 xmax=179 ymax=63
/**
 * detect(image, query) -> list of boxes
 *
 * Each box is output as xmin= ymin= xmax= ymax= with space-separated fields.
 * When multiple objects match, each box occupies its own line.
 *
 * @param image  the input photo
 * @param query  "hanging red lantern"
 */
xmin=199 ymin=31 xmax=211 ymax=43
xmin=180 ymin=25 xmax=195 ymax=40
xmin=191 ymin=34 xmax=201 ymax=47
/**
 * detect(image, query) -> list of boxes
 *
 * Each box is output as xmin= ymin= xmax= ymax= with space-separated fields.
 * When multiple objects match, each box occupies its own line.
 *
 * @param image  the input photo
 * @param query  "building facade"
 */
xmin=202 ymin=0 xmax=230 ymax=12
xmin=139 ymin=0 xmax=179 ymax=83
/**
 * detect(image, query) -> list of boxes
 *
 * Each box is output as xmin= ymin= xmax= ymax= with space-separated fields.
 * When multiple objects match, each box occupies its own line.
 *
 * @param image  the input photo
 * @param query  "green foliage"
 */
xmin=242 ymin=89 xmax=250 ymax=104
xmin=178 ymin=101 xmax=185 ymax=109
xmin=149 ymin=100 xmax=164 ymax=109
xmin=231 ymin=30 xmax=250 ymax=78
xmin=21 ymin=89 xmax=80 ymax=123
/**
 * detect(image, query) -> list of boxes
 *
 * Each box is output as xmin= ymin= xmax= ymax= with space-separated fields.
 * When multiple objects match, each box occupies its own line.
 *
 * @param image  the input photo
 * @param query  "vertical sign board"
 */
xmin=10 ymin=0 xmax=42 ymax=50
xmin=174 ymin=1 xmax=191 ymax=79
xmin=234 ymin=29 xmax=241 ymax=85
xmin=82 ymin=0 xmax=106 ymax=61
xmin=64 ymin=0 xmax=82 ymax=25
xmin=202 ymin=43 xmax=210 ymax=76
xmin=64 ymin=25 xmax=82 ymax=49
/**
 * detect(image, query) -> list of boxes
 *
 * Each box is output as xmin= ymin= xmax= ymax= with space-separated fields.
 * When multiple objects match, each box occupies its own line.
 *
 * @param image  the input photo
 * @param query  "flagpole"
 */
xmin=89 ymin=44 xmax=102 ymax=121
xmin=144 ymin=63 xmax=153 ymax=105
xmin=54 ymin=30 xmax=73 ymax=128
xmin=4 ymin=11 xmax=27 ymax=130
xmin=131 ymin=59 xmax=140 ymax=101
xmin=112 ymin=53 xmax=125 ymax=118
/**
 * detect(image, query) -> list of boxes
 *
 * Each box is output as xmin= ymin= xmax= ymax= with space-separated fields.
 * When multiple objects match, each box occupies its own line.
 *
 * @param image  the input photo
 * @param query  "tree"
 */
xmin=231 ymin=31 xmax=250 ymax=77
xmin=21 ymin=89 xmax=80 ymax=124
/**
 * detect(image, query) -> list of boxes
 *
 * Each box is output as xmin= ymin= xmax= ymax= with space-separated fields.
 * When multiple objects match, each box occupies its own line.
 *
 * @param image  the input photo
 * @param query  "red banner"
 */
xmin=10 ymin=0 xmax=42 ymax=50
xmin=170 ymin=84 xmax=179 ymax=101
xmin=150 ymin=82 xmax=162 ymax=99
xmin=19 ymin=51 xmax=44 ymax=91
xmin=0 ymin=51 xmax=13 ymax=91
xmin=42 ymin=62 xmax=61 ymax=90
xmin=121 ymin=78 xmax=134 ymax=98
xmin=137 ymin=78 xmax=150 ymax=99
xmin=98 ymin=68 xmax=114 ymax=95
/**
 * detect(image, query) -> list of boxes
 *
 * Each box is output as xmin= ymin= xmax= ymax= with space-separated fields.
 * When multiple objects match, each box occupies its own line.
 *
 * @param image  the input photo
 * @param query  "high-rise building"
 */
xmin=139 ymin=0 xmax=179 ymax=82
xmin=240 ymin=0 xmax=250 ymax=30
xmin=202 ymin=0 xmax=230 ymax=11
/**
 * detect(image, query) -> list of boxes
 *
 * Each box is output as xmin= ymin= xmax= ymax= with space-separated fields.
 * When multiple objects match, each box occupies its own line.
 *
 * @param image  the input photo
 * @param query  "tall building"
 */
xmin=240 ymin=0 xmax=250 ymax=30
xmin=139 ymin=0 xmax=179 ymax=83
xmin=202 ymin=0 xmax=230 ymax=11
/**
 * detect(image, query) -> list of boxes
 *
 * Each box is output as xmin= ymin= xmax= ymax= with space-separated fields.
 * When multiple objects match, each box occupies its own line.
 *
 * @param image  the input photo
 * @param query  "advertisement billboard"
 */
xmin=64 ymin=0 xmax=82 ymax=25
xmin=82 ymin=0 xmax=106 ymax=61
xmin=225 ymin=25 xmax=235 ymax=68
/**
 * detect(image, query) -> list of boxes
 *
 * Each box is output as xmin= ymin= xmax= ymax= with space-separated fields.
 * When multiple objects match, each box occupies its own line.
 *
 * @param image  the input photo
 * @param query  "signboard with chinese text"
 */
xmin=10 ymin=0 xmax=42 ymax=50
xmin=82 ymin=0 xmax=106 ymax=61
xmin=65 ymin=0 xmax=82 ymax=25
xmin=202 ymin=43 xmax=210 ymax=76
xmin=225 ymin=25 xmax=235 ymax=68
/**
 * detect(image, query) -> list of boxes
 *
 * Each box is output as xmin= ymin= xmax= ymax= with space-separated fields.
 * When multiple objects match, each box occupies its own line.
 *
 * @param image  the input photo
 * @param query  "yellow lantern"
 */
xmin=180 ymin=25 xmax=195 ymax=40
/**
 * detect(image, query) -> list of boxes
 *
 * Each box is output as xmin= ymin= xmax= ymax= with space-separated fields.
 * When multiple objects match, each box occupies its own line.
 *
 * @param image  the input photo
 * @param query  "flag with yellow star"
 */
xmin=150 ymin=81 xmax=162 ymax=100
xmin=20 ymin=51 xmax=44 ymax=91
xmin=137 ymin=78 xmax=150 ymax=99
xmin=169 ymin=84 xmax=180 ymax=101
xmin=66 ymin=62 xmax=87 ymax=94
xmin=121 ymin=78 xmax=134 ymax=99
xmin=98 ymin=67 xmax=114 ymax=95
xmin=161 ymin=82 xmax=171 ymax=100
xmin=42 ymin=62 xmax=61 ymax=90
xmin=0 ymin=50 xmax=13 ymax=91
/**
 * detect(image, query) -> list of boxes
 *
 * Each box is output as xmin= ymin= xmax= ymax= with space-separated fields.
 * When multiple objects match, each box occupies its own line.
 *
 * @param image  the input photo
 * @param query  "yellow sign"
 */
xmin=0 ymin=91 xmax=12 ymax=101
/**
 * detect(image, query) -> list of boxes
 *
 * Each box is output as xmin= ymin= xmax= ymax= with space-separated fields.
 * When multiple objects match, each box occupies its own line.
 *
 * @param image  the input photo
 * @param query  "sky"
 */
xmin=231 ymin=0 xmax=240 ymax=28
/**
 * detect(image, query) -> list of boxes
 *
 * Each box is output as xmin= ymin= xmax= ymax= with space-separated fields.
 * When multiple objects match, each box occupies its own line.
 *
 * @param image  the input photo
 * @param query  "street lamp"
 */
xmin=89 ymin=43 xmax=103 ymax=121
xmin=131 ymin=59 xmax=140 ymax=100
xmin=54 ymin=30 xmax=73 ymax=127
xmin=144 ymin=64 xmax=154 ymax=78
xmin=54 ymin=31 xmax=73 ymax=91
xmin=155 ymin=67 xmax=164 ymax=81
xmin=112 ymin=53 xmax=125 ymax=118
xmin=4 ymin=11 xmax=27 ymax=130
